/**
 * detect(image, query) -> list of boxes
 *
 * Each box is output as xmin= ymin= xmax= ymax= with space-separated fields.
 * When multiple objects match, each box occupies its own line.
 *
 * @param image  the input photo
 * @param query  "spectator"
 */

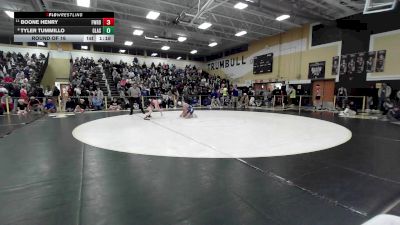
xmin=0 ymin=83 xmax=8 ymax=97
xmin=210 ymin=88 xmax=221 ymax=108
xmin=378 ymin=83 xmax=392 ymax=112
xmin=28 ymin=96 xmax=42 ymax=113
xmin=231 ymin=85 xmax=239 ymax=108
xmin=288 ymin=85 xmax=297 ymax=106
xmin=52 ymin=86 xmax=60 ymax=99
xmin=44 ymin=86 xmax=52 ymax=98
xmin=17 ymin=98 xmax=28 ymax=115
xmin=92 ymin=95 xmax=103 ymax=111
xmin=239 ymin=87 xmax=249 ymax=108
xmin=109 ymin=97 xmax=122 ymax=111
xmin=65 ymin=97 xmax=76 ymax=112
xmin=44 ymin=99 xmax=57 ymax=113
xmin=96 ymin=87 xmax=104 ymax=100
xmin=75 ymin=99 xmax=87 ymax=113
xmin=1 ymin=93 xmax=13 ymax=112
xmin=3 ymin=74 xmax=13 ymax=83
xmin=20 ymin=85 xmax=28 ymax=103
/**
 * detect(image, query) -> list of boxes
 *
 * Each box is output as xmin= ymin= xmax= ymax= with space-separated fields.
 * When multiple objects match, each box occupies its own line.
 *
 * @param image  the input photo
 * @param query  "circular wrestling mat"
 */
xmin=72 ymin=111 xmax=352 ymax=158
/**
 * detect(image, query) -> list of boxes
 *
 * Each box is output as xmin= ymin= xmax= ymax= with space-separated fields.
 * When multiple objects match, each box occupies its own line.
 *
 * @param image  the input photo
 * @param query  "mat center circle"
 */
xmin=72 ymin=111 xmax=352 ymax=158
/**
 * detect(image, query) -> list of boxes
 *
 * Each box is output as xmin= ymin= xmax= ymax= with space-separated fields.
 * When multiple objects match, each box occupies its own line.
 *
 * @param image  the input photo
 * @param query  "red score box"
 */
xmin=102 ymin=18 xmax=115 ymax=26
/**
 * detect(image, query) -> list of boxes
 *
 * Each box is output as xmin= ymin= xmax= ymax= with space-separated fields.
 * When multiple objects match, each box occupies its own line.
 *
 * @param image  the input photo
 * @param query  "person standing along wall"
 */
xmin=288 ymin=86 xmax=297 ymax=106
xmin=231 ymin=85 xmax=239 ymax=108
xmin=314 ymin=84 xmax=323 ymax=110
xmin=378 ymin=83 xmax=392 ymax=112
xmin=336 ymin=87 xmax=348 ymax=109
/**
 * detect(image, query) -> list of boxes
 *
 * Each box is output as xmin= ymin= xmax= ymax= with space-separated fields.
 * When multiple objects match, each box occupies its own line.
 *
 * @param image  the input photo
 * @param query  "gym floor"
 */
xmin=0 ymin=109 xmax=399 ymax=225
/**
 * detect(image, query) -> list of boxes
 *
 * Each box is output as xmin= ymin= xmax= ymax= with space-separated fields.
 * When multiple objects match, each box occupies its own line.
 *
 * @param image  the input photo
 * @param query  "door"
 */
xmin=312 ymin=79 xmax=335 ymax=109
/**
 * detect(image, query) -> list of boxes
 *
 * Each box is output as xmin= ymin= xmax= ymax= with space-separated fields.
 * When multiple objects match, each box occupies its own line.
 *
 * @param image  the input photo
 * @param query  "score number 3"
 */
xmin=102 ymin=18 xmax=115 ymax=26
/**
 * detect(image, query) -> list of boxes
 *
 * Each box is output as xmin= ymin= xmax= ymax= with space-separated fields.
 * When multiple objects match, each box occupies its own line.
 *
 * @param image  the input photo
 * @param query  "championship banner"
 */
xmin=308 ymin=61 xmax=325 ymax=79
xmin=332 ymin=56 xmax=339 ymax=76
xmin=375 ymin=50 xmax=386 ymax=72
xmin=347 ymin=54 xmax=356 ymax=75
xmin=366 ymin=51 xmax=376 ymax=73
xmin=340 ymin=55 xmax=348 ymax=76
xmin=356 ymin=52 xmax=366 ymax=74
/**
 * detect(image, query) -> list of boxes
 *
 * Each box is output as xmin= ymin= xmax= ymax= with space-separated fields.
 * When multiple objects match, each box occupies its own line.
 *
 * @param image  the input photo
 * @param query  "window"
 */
xmin=27 ymin=42 xmax=48 ymax=47
xmin=206 ymin=52 xmax=223 ymax=61
xmin=311 ymin=24 xmax=341 ymax=46
xmin=136 ymin=49 xmax=145 ymax=56
xmin=72 ymin=43 xmax=90 ymax=51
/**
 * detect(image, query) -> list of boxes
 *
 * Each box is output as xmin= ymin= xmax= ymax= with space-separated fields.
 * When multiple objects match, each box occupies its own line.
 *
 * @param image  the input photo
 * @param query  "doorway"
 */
xmin=312 ymin=79 xmax=335 ymax=109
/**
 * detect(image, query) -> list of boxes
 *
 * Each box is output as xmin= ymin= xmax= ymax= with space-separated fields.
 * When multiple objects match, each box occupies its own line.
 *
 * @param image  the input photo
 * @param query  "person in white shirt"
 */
xmin=96 ymin=87 xmax=104 ymax=100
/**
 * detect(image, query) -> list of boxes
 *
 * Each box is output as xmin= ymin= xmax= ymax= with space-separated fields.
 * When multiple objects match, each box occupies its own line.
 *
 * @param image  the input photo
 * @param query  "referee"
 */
xmin=128 ymin=83 xmax=145 ymax=115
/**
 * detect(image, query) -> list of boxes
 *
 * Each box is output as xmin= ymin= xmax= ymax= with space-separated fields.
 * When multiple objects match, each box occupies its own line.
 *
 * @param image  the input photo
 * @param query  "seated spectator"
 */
xmin=92 ymin=95 xmax=103 ymax=111
xmin=17 ymin=98 xmax=28 ymax=115
xmin=20 ymin=85 xmax=28 ymax=103
xmin=75 ymin=99 xmax=87 ymax=113
xmin=28 ymin=96 xmax=42 ymax=113
xmin=0 ymin=83 xmax=8 ymax=97
xmin=65 ymin=97 xmax=76 ymax=112
xmin=3 ymin=74 xmax=14 ymax=83
xmin=44 ymin=87 xmax=52 ymax=97
xmin=109 ymin=97 xmax=121 ymax=111
xmin=44 ymin=99 xmax=57 ymax=113
xmin=1 ymin=93 xmax=13 ymax=112
xmin=339 ymin=101 xmax=357 ymax=116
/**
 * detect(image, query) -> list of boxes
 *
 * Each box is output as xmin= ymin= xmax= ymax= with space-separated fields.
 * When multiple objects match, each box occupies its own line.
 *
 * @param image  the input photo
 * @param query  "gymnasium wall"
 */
xmin=204 ymin=25 xmax=341 ymax=86
xmin=205 ymin=6 xmax=400 ymax=89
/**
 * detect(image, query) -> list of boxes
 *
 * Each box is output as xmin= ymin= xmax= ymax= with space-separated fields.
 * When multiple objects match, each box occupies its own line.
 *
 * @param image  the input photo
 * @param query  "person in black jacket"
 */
xmin=65 ymin=98 xmax=76 ymax=112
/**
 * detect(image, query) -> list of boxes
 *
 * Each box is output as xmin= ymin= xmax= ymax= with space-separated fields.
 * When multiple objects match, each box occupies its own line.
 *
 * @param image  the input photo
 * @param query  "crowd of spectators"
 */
xmin=66 ymin=56 xmax=234 ymax=112
xmin=107 ymin=57 xmax=234 ymax=110
xmin=0 ymin=51 xmax=50 ymax=115
xmin=66 ymin=57 xmax=105 ymax=112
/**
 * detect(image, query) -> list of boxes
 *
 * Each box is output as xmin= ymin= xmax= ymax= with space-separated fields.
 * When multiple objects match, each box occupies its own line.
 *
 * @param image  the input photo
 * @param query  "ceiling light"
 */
xmin=234 ymin=2 xmax=248 ymax=9
xmin=177 ymin=36 xmax=187 ymax=42
xmin=276 ymin=14 xmax=290 ymax=21
xmin=77 ymin=0 xmax=90 ymax=8
xmin=37 ymin=42 xmax=45 ymax=46
xmin=81 ymin=45 xmax=88 ymax=50
xmin=198 ymin=22 xmax=212 ymax=30
xmin=119 ymin=49 xmax=126 ymax=53
xmin=245 ymin=0 xmax=254 ymax=2
xmin=208 ymin=42 xmax=218 ymax=47
xmin=124 ymin=41 xmax=133 ymax=46
xmin=190 ymin=50 xmax=197 ymax=54
xmin=133 ymin=29 xmax=144 ymax=36
xmin=4 ymin=11 xmax=14 ymax=18
xmin=151 ymin=53 xmax=158 ymax=57
xmin=146 ymin=11 xmax=160 ymax=20
xmin=235 ymin=30 xmax=247 ymax=36
xmin=161 ymin=46 xmax=170 ymax=50
xmin=177 ymin=56 xmax=182 ymax=60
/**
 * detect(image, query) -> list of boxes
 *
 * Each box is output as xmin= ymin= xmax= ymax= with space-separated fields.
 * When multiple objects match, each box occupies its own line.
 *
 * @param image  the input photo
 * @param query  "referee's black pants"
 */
xmin=129 ymin=97 xmax=145 ymax=114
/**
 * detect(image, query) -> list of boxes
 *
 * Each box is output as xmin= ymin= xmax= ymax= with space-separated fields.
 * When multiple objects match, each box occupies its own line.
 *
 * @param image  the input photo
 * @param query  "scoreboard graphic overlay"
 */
xmin=14 ymin=12 xmax=114 ymax=42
